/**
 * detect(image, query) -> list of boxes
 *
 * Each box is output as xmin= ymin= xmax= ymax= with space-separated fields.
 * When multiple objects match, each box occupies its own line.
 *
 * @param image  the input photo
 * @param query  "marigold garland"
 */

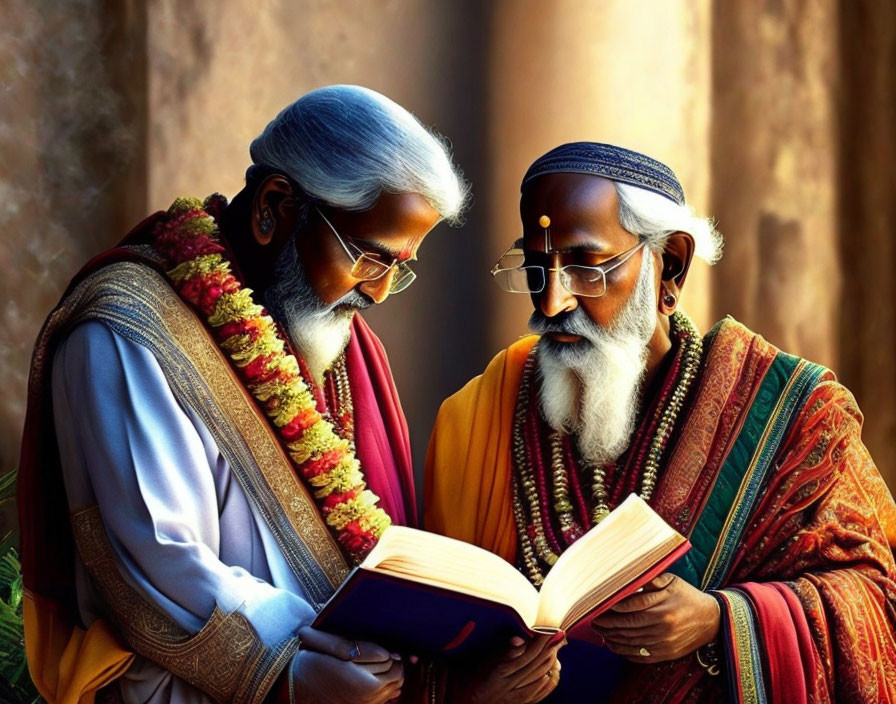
xmin=152 ymin=196 xmax=390 ymax=561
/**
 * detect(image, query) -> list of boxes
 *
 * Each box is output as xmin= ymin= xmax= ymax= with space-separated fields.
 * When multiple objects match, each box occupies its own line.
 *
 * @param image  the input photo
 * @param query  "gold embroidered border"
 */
xmin=63 ymin=261 xmax=349 ymax=593
xmin=717 ymin=589 xmax=764 ymax=704
xmin=72 ymin=505 xmax=297 ymax=704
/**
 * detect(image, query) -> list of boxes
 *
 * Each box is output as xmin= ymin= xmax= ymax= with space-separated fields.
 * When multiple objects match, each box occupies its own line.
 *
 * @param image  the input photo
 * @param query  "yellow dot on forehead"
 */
xmin=538 ymin=215 xmax=551 ymax=228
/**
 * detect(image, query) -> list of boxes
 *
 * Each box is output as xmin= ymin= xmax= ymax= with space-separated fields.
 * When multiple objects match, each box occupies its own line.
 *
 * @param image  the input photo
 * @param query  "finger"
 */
xmin=605 ymin=589 xmax=669 ymax=614
xmin=299 ymin=626 xmax=394 ymax=663
xmin=494 ymin=635 xmax=528 ymax=665
xmin=498 ymin=634 xmax=555 ymax=677
xmin=593 ymin=608 xmax=659 ymax=630
xmin=513 ymin=660 xmax=561 ymax=701
xmin=374 ymin=658 xmax=405 ymax=686
xmin=492 ymin=640 xmax=528 ymax=676
xmin=591 ymin=613 xmax=669 ymax=638
xmin=530 ymin=668 xmax=560 ymax=702
xmin=513 ymin=649 xmax=563 ymax=690
xmin=507 ymin=637 xmax=565 ymax=690
xmin=641 ymin=573 xmax=676 ymax=592
xmin=357 ymin=659 xmax=398 ymax=675
xmin=603 ymin=640 xmax=665 ymax=664
xmin=598 ymin=627 xmax=664 ymax=647
xmin=493 ymin=637 xmax=542 ymax=676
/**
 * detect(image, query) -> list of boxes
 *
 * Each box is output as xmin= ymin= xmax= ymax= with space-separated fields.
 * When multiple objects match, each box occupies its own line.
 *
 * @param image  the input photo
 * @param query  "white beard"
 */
xmin=531 ymin=249 xmax=657 ymax=466
xmin=264 ymin=236 xmax=371 ymax=383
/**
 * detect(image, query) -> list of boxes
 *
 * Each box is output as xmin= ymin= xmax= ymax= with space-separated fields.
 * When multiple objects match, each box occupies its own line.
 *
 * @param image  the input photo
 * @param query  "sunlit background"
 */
xmin=2 ymin=1 xmax=894 ymax=543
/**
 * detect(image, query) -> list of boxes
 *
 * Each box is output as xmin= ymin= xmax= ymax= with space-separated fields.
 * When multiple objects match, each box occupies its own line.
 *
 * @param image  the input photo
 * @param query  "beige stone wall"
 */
xmin=711 ymin=0 xmax=841 ymax=368
xmin=3 ymin=1 xmax=894 ymax=548
xmin=2 ymin=0 xmax=147 ymax=491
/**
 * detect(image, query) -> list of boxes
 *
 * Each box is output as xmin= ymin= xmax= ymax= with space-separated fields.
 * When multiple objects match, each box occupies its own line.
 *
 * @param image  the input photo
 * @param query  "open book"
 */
xmin=314 ymin=494 xmax=689 ymax=657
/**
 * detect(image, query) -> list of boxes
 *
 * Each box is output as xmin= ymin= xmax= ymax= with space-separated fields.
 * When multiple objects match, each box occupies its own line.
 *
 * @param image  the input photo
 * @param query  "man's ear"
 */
xmin=251 ymin=175 xmax=301 ymax=247
xmin=658 ymin=231 xmax=695 ymax=315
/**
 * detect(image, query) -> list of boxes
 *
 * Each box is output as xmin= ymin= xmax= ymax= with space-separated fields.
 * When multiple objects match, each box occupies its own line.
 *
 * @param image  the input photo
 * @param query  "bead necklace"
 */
xmin=511 ymin=311 xmax=703 ymax=585
xmin=324 ymin=354 xmax=355 ymax=442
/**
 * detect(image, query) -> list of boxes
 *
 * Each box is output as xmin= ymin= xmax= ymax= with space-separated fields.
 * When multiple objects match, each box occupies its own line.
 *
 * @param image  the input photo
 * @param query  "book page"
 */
xmin=534 ymin=494 xmax=686 ymax=629
xmin=363 ymin=526 xmax=541 ymax=627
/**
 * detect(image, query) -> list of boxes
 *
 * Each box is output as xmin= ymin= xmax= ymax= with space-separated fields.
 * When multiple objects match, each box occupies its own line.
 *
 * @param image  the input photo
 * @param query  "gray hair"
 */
xmin=614 ymin=182 xmax=723 ymax=264
xmin=249 ymin=85 xmax=468 ymax=224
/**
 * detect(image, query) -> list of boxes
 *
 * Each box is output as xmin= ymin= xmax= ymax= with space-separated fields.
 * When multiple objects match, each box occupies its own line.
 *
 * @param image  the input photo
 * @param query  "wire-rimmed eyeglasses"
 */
xmin=316 ymin=207 xmax=417 ymax=294
xmin=491 ymin=239 xmax=646 ymax=297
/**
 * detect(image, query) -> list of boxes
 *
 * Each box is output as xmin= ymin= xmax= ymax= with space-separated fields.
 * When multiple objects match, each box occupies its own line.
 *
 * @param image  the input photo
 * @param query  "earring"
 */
xmin=259 ymin=209 xmax=274 ymax=235
xmin=663 ymin=292 xmax=677 ymax=308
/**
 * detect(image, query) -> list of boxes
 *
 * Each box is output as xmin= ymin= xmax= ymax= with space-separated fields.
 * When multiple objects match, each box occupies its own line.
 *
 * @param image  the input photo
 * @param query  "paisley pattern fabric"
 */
xmin=425 ymin=317 xmax=896 ymax=703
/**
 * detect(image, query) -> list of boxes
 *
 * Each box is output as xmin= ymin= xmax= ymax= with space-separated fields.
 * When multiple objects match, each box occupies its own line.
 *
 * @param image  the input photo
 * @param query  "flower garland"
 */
xmin=152 ymin=196 xmax=390 ymax=562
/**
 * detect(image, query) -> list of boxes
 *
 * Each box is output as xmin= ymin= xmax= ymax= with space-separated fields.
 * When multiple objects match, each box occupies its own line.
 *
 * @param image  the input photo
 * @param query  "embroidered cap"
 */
xmin=521 ymin=142 xmax=686 ymax=206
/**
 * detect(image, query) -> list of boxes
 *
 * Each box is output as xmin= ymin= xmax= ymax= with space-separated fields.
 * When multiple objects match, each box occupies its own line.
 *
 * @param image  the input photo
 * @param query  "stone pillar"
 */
xmin=836 ymin=0 xmax=896 ymax=485
xmin=485 ymin=0 xmax=713 ymax=351
xmin=710 ymin=0 xmax=841 ymax=369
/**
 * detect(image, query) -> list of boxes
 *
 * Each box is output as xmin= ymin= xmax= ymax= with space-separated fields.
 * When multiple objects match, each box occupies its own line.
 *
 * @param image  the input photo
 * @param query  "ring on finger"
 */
xmin=638 ymin=646 xmax=651 ymax=657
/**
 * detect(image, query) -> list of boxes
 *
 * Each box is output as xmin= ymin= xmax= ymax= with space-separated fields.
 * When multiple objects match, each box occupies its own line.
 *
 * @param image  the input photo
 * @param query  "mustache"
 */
xmin=528 ymin=308 xmax=598 ymax=337
xmin=336 ymin=290 xmax=374 ymax=311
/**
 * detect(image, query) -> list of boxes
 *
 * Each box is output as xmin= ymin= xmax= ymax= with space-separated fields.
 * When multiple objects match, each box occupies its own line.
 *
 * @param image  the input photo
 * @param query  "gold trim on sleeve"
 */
xmin=71 ymin=504 xmax=297 ymax=704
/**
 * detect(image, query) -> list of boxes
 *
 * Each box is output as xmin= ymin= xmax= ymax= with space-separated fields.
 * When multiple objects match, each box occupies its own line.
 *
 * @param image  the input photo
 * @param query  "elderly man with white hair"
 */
xmin=19 ymin=85 xmax=467 ymax=704
xmin=425 ymin=142 xmax=896 ymax=702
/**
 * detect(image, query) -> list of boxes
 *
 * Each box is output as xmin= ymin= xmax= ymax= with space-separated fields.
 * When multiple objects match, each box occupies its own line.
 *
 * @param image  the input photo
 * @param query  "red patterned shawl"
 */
xmin=425 ymin=318 xmax=896 ymax=703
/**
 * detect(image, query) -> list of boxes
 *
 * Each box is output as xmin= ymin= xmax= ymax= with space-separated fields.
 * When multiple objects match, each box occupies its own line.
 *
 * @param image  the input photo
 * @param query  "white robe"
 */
xmin=52 ymin=321 xmax=317 ymax=703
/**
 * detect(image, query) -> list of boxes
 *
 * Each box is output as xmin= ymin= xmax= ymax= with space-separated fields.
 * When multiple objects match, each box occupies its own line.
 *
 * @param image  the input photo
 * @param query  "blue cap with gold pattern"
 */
xmin=522 ymin=142 xmax=685 ymax=206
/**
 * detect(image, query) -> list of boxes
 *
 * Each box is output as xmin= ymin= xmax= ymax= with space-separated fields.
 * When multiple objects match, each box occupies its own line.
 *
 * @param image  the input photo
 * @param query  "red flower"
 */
xmin=178 ymin=275 xmax=204 ymax=306
xmin=338 ymin=520 xmax=376 ymax=554
xmin=242 ymin=353 xmax=276 ymax=382
xmin=301 ymin=448 xmax=344 ymax=479
xmin=199 ymin=285 xmax=224 ymax=315
xmin=280 ymin=408 xmax=320 ymax=441
xmin=322 ymin=488 xmax=361 ymax=513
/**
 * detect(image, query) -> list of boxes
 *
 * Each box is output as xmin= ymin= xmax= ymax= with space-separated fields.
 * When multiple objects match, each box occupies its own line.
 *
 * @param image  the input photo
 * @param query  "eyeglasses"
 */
xmin=491 ymin=239 xmax=646 ymax=297
xmin=316 ymin=208 xmax=417 ymax=294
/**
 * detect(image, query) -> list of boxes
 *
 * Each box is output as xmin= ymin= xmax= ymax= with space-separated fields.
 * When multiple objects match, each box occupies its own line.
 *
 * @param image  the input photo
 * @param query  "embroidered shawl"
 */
xmin=18 ymin=216 xmax=416 ymax=703
xmin=425 ymin=317 xmax=896 ymax=703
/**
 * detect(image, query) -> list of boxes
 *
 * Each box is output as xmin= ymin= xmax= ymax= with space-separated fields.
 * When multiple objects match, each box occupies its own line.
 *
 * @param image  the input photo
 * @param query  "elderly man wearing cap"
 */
xmin=424 ymin=143 xmax=896 ymax=702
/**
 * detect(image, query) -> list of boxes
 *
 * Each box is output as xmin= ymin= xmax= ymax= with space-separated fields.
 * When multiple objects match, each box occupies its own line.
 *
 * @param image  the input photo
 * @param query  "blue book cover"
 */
xmin=314 ymin=568 xmax=534 ymax=657
xmin=312 ymin=499 xmax=690 ymax=659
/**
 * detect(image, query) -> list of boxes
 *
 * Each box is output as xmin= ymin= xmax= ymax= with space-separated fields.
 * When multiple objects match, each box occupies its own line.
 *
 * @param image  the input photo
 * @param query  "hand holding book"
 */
xmin=288 ymin=626 xmax=404 ymax=703
xmin=449 ymin=632 xmax=566 ymax=704
xmin=314 ymin=494 xmax=690 ymax=658
xmin=590 ymin=572 xmax=722 ymax=664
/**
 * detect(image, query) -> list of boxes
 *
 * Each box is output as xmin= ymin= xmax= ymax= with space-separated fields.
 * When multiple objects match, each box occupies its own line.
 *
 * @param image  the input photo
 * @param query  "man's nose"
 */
xmin=539 ymin=265 xmax=578 ymax=318
xmin=358 ymin=269 xmax=395 ymax=304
